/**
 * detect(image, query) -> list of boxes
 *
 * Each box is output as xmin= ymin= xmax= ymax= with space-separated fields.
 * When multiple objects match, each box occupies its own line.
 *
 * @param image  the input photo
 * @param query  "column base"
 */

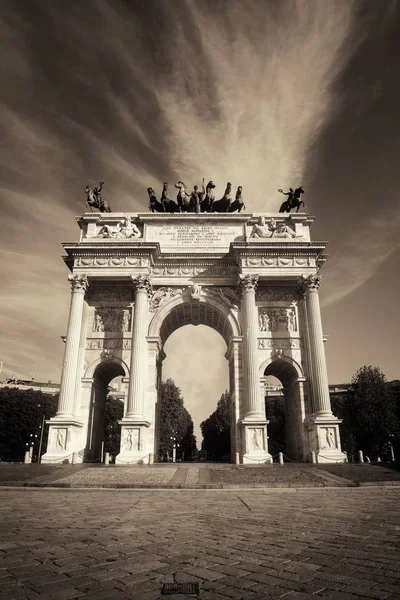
xmin=41 ymin=418 xmax=84 ymax=464
xmin=305 ymin=415 xmax=347 ymax=464
xmin=239 ymin=419 xmax=273 ymax=464
xmin=115 ymin=419 xmax=152 ymax=465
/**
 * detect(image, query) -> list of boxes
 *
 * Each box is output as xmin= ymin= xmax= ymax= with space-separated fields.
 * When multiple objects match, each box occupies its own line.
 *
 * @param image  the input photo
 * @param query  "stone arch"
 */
xmin=85 ymin=358 xmax=128 ymax=462
xmin=148 ymin=294 xmax=241 ymax=462
xmin=259 ymin=355 xmax=304 ymax=382
xmin=148 ymin=295 xmax=241 ymax=347
xmin=84 ymin=356 xmax=130 ymax=380
xmin=260 ymin=356 xmax=306 ymax=461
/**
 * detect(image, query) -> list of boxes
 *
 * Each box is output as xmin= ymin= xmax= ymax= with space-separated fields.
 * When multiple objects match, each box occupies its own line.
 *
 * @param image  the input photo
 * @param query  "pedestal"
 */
xmin=115 ymin=420 xmax=151 ymax=465
xmin=240 ymin=420 xmax=273 ymax=464
xmin=41 ymin=419 xmax=84 ymax=464
xmin=305 ymin=416 xmax=347 ymax=463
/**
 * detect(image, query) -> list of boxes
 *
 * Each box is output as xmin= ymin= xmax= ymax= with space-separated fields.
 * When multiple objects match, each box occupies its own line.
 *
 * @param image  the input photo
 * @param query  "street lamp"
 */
xmin=170 ymin=431 xmax=180 ymax=463
xmin=25 ymin=433 xmax=38 ymax=463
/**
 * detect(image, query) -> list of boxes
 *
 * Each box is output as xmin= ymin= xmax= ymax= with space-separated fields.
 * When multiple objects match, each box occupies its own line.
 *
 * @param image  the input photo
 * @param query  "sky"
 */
xmin=1 ymin=0 xmax=399 ymax=444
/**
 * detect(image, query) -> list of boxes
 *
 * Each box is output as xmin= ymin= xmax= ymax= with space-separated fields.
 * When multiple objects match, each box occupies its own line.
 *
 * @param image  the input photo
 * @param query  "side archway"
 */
xmin=260 ymin=356 xmax=307 ymax=461
xmin=85 ymin=358 xmax=128 ymax=462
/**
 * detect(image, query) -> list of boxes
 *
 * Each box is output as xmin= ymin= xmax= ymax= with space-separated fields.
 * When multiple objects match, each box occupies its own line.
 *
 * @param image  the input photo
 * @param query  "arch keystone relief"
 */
xmin=42 ymin=211 xmax=345 ymax=465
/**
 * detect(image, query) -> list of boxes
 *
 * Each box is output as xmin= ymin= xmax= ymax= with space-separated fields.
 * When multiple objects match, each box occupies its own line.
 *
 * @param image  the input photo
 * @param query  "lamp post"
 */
xmin=170 ymin=431 xmax=180 ymax=463
xmin=25 ymin=433 xmax=38 ymax=463
xmin=389 ymin=434 xmax=396 ymax=462
xmin=37 ymin=413 xmax=46 ymax=462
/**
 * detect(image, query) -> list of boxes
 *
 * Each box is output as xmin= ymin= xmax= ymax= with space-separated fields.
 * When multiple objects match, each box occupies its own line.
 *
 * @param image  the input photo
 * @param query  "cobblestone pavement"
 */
xmin=0 ymin=488 xmax=399 ymax=600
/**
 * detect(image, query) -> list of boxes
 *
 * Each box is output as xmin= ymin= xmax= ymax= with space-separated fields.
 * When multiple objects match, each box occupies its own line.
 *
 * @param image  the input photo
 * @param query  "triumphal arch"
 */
xmin=42 ymin=211 xmax=345 ymax=464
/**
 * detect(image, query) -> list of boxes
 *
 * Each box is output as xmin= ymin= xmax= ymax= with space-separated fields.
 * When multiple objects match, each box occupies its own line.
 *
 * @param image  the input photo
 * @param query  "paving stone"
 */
xmin=0 ymin=488 xmax=399 ymax=600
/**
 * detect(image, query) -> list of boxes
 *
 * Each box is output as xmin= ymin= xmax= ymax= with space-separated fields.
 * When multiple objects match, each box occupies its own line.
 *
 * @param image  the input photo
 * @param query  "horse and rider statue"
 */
xmin=278 ymin=186 xmax=305 ymax=213
xmin=85 ymin=181 xmax=112 ymax=212
xmin=148 ymin=179 xmax=246 ymax=213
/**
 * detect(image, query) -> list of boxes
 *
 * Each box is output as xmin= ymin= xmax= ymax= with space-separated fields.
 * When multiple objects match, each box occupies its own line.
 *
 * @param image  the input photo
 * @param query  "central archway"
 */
xmin=149 ymin=296 xmax=242 ymax=462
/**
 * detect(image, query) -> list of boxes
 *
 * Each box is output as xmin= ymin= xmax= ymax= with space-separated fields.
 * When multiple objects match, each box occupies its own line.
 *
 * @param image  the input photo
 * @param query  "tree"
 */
xmin=0 ymin=388 xmax=58 ymax=461
xmin=104 ymin=396 xmax=123 ymax=458
xmin=200 ymin=391 xmax=231 ymax=460
xmin=330 ymin=392 xmax=358 ymax=459
xmin=350 ymin=366 xmax=399 ymax=459
xmin=158 ymin=379 xmax=197 ymax=460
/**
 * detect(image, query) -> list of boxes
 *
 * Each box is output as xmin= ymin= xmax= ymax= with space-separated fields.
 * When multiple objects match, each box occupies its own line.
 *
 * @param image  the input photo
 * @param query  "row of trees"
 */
xmin=158 ymin=379 xmax=197 ymax=461
xmin=1 ymin=366 xmax=398 ymax=462
xmin=0 ymin=379 xmax=198 ymax=462
xmin=0 ymin=388 xmax=58 ymax=461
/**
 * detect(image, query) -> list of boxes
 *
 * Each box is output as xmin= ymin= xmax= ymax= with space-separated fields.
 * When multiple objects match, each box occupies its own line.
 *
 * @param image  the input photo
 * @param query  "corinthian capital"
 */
xmin=68 ymin=274 xmax=89 ymax=293
xmin=298 ymin=274 xmax=321 ymax=294
xmin=238 ymin=274 xmax=259 ymax=294
xmin=131 ymin=274 xmax=153 ymax=298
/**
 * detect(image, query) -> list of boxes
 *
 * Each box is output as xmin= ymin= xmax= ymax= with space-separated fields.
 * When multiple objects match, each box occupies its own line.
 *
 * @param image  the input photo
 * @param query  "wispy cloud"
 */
xmin=321 ymin=209 xmax=400 ymax=307
xmin=0 ymin=0 xmax=397 ymax=389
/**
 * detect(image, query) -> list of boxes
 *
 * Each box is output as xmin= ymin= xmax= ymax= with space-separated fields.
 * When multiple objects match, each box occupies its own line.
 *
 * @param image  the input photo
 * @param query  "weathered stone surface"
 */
xmin=0 ymin=488 xmax=399 ymax=599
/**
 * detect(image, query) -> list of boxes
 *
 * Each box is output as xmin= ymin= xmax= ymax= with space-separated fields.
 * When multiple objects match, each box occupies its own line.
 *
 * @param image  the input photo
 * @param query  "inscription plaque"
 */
xmin=146 ymin=223 xmax=243 ymax=250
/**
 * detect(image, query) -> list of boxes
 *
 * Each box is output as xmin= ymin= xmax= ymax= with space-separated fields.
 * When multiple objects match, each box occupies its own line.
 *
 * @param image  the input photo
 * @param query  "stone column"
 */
xmin=239 ymin=275 xmax=263 ymax=418
xmin=127 ymin=275 xmax=152 ymax=418
xmin=57 ymin=274 xmax=89 ymax=417
xmin=299 ymin=275 xmax=332 ymax=416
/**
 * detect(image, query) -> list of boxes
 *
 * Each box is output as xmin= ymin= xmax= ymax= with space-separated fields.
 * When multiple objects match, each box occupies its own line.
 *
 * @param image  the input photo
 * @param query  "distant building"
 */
xmin=0 ymin=380 xmax=60 ymax=395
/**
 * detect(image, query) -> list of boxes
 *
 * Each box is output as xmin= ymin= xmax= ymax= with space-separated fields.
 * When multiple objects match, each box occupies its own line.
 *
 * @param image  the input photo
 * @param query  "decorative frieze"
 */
xmin=242 ymin=256 xmax=315 ymax=268
xmin=258 ymin=308 xmax=297 ymax=332
xmin=86 ymin=286 xmax=132 ymax=303
xmin=86 ymin=338 xmax=132 ymax=350
xmin=256 ymin=287 xmax=298 ymax=302
xmin=150 ymin=264 xmax=237 ymax=277
xmin=93 ymin=308 xmax=131 ymax=332
xmin=258 ymin=338 xmax=302 ymax=350
xmin=74 ymin=256 xmax=149 ymax=268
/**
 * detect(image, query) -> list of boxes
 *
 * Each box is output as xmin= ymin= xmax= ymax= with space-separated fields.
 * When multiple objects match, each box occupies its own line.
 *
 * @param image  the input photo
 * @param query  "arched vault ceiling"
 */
xmin=93 ymin=360 xmax=125 ymax=385
xmin=160 ymin=301 xmax=233 ymax=347
xmin=264 ymin=359 xmax=298 ymax=386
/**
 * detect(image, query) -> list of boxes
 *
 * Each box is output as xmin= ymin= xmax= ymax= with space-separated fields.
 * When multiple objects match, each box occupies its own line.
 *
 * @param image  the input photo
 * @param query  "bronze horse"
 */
xmin=148 ymin=183 xmax=181 ymax=213
xmin=85 ymin=182 xmax=112 ymax=212
xmin=227 ymin=186 xmax=246 ymax=213
xmin=211 ymin=182 xmax=233 ymax=212
xmin=148 ymin=187 xmax=165 ymax=212
xmin=161 ymin=182 xmax=181 ymax=213
xmin=278 ymin=186 xmax=305 ymax=213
